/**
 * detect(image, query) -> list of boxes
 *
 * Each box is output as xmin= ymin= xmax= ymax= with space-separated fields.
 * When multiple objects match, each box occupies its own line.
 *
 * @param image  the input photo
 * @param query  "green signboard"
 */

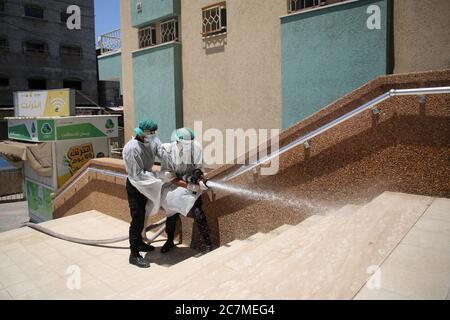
xmin=26 ymin=179 xmax=53 ymax=221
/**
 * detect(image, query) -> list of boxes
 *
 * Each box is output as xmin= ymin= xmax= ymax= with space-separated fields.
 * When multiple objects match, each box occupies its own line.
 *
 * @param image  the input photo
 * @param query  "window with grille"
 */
xmin=24 ymin=41 xmax=48 ymax=55
xmin=288 ymin=0 xmax=330 ymax=13
xmin=202 ymin=2 xmax=227 ymax=37
xmin=28 ymin=78 xmax=47 ymax=90
xmin=63 ymin=79 xmax=82 ymax=91
xmin=60 ymin=45 xmax=82 ymax=57
xmin=0 ymin=37 xmax=8 ymax=52
xmin=0 ymin=77 xmax=9 ymax=87
xmin=24 ymin=4 xmax=44 ymax=19
xmin=160 ymin=19 xmax=179 ymax=43
xmin=138 ymin=26 xmax=156 ymax=49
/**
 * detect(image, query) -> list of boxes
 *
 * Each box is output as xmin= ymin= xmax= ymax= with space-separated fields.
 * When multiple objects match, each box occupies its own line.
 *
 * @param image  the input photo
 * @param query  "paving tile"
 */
xmin=0 ymin=289 xmax=13 ymax=300
xmin=401 ymin=218 xmax=450 ymax=255
xmin=6 ymin=280 xmax=38 ymax=299
xmin=422 ymin=198 xmax=450 ymax=222
xmin=0 ymin=265 xmax=29 ymax=288
xmin=354 ymin=287 xmax=410 ymax=300
xmin=375 ymin=262 xmax=450 ymax=300
xmin=15 ymin=288 xmax=48 ymax=300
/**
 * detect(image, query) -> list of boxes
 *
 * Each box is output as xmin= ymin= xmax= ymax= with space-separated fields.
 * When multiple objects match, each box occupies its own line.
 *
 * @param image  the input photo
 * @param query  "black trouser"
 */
xmin=126 ymin=179 xmax=147 ymax=256
xmin=165 ymin=197 xmax=211 ymax=245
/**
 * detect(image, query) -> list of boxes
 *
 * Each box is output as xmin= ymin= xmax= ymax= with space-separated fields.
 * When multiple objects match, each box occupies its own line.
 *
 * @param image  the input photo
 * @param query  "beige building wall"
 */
xmin=394 ymin=0 xmax=450 ymax=74
xmin=181 ymin=0 xmax=286 ymax=149
xmin=120 ymin=0 xmax=139 ymax=141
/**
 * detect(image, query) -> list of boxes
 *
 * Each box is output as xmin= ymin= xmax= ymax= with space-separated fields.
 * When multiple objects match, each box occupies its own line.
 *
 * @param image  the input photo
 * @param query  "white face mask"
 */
xmin=177 ymin=140 xmax=193 ymax=164
xmin=144 ymin=133 xmax=158 ymax=143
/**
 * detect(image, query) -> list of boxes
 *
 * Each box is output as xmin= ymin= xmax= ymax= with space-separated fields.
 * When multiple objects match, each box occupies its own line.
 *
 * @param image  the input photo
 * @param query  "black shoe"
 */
xmin=129 ymin=254 xmax=150 ymax=268
xmin=138 ymin=243 xmax=155 ymax=252
xmin=203 ymin=244 xmax=214 ymax=253
xmin=160 ymin=240 xmax=175 ymax=254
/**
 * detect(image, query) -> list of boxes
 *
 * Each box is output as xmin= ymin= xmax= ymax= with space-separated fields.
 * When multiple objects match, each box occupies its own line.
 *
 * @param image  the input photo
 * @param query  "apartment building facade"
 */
xmin=0 ymin=0 xmax=98 ymax=108
xmin=106 ymin=0 xmax=449 ymax=145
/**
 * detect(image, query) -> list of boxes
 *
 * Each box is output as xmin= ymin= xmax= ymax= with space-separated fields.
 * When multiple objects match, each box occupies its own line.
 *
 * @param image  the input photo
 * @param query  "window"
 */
xmin=63 ymin=79 xmax=82 ymax=91
xmin=60 ymin=11 xmax=70 ymax=23
xmin=60 ymin=45 xmax=82 ymax=57
xmin=24 ymin=41 xmax=48 ymax=55
xmin=0 ymin=0 xmax=5 ymax=13
xmin=160 ymin=19 xmax=179 ymax=43
xmin=0 ymin=37 xmax=8 ymax=52
xmin=28 ymin=78 xmax=47 ymax=90
xmin=138 ymin=26 xmax=156 ymax=49
xmin=202 ymin=2 xmax=227 ymax=37
xmin=288 ymin=0 xmax=335 ymax=13
xmin=24 ymin=4 xmax=44 ymax=19
xmin=0 ymin=77 xmax=9 ymax=87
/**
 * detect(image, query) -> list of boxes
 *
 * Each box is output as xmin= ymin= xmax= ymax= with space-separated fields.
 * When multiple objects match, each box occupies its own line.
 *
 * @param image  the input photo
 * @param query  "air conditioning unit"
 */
xmin=136 ymin=2 xmax=142 ymax=13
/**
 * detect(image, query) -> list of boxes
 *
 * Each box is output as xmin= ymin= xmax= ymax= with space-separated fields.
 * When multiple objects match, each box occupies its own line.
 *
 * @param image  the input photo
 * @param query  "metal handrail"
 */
xmin=222 ymin=86 xmax=450 ymax=181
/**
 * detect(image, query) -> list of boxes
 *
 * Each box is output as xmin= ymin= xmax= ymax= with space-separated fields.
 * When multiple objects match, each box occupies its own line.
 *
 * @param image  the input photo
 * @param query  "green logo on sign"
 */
xmin=41 ymin=123 xmax=53 ymax=135
xmin=105 ymin=119 xmax=115 ymax=129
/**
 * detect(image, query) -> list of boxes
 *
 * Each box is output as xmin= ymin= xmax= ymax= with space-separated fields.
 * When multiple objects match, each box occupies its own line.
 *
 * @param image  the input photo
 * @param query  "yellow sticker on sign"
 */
xmin=44 ymin=90 xmax=70 ymax=116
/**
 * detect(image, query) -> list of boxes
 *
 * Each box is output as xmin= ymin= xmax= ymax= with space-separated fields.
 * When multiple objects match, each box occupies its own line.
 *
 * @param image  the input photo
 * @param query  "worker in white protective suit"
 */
xmin=158 ymin=128 xmax=213 ymax=254
xmin=122 ymin=119 xmax=163 ymax=268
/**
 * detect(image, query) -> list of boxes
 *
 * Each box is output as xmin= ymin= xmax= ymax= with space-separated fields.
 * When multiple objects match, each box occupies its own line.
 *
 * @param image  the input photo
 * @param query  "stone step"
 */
xmin=112 ymin=223 xmax=297 ymax=299
xmin=162 ymin=205 xmax=358 ymax=299
xmin=227 ymin=192 xmax=434 ymax=299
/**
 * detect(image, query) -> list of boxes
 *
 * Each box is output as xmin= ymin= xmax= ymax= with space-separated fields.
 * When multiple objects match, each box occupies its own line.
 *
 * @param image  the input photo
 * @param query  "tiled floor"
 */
xmin=354 ymin=198 xmax=450 ymax=300
xmin=0 ymin=211 xmax=198 ymax=300
xmin=0 ymin=194 xmax=449 ymax=300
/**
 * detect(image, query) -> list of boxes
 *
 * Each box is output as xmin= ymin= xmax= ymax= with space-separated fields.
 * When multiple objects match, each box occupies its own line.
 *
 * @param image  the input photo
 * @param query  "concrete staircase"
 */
xmin=115 ymin=191 xmax=449 ymax=300
xmin=1 ymin=191 xmax=449 ymax=300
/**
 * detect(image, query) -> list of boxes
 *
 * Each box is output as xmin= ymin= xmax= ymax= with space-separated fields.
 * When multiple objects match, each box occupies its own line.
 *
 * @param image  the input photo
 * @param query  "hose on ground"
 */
xmin=22 ymin=217 xmax=167 ymax=248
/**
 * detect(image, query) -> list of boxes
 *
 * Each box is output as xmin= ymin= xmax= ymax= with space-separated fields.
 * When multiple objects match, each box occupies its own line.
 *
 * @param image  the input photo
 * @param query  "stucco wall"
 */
xmin=281 ymin=0 xmax=390 ymax=129
xmin=393 ymin=0 xmax=450 ymax=74
xmin=132 ymin=43 xmax=182 ymax=142
xmin=120 ymin=0 xmax=139 ymax=141
xmin=181 ymin=0 xmax=286 ymax=154
xmin=98 ymin=51 xmax=123 ymax=94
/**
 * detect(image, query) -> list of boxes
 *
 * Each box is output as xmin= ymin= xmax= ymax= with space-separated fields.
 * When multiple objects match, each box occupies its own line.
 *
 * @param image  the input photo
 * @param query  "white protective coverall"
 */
xmin=122 ymin=137 xmax=163 ymax=215
xmin=158 ymin=140 xmax=204 ymax=217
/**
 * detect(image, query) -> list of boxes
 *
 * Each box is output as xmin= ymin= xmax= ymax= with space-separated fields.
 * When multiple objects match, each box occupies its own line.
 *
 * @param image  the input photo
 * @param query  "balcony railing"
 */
xmin=288 ymin=0 xmax=347 ymax=14
xmin=98 ymin=29 xmax=121 ymax=55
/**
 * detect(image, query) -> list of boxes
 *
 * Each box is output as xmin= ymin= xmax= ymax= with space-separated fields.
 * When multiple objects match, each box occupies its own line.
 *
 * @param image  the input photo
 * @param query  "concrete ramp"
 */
xmin=2 ymin=192 xmax=448 ymax=299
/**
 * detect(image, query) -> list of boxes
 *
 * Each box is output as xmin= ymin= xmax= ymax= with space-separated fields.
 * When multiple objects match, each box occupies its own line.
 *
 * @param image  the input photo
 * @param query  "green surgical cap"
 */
xmin=138 ymin=119 xmax=158 ymax=131
xmin=185 ymin=127 xmax=196 ymax=139
xmin=171 ymin=128 xmax=192 ymax=142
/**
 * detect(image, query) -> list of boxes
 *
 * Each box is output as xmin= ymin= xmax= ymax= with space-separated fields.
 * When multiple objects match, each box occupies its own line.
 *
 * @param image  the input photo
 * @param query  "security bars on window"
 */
xmin=202 ymin=2 xmax=227 ymax=37
xmin=160 ymin=19 xmax=179 ymax=43
xmin=99 ymin=29 xmax=121 ymax=54
xmin=288 ymin=0 xmax=327 ymax=13
xmin=0 ymin=38 xmax=8 ymax=52
xmin=138 ymin=26 xmax=156 ymax=49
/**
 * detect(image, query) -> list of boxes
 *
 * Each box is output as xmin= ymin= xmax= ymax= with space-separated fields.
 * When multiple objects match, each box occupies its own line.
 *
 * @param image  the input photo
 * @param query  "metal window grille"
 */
xmin=202 ymin=2 xmax=227 ymax=37
xmin=138 ymin=26 xmax=156 ymax=49
xmin=0 ymin=37 xmax=8 ymax=52
xmin=98 ymin=29 xmax=121 ymax=54
xmin=160 ymin=19 xmax=179 ymax=43
xmin=288 ymin=0 xmax=327 ymax=13
xmin=60 ymin=45 xmax=82 ymax=57
xmin=23 ymin=41 xmax=48 ymax=55
xmin=24 ymin=4 xmax=44 ymax=19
